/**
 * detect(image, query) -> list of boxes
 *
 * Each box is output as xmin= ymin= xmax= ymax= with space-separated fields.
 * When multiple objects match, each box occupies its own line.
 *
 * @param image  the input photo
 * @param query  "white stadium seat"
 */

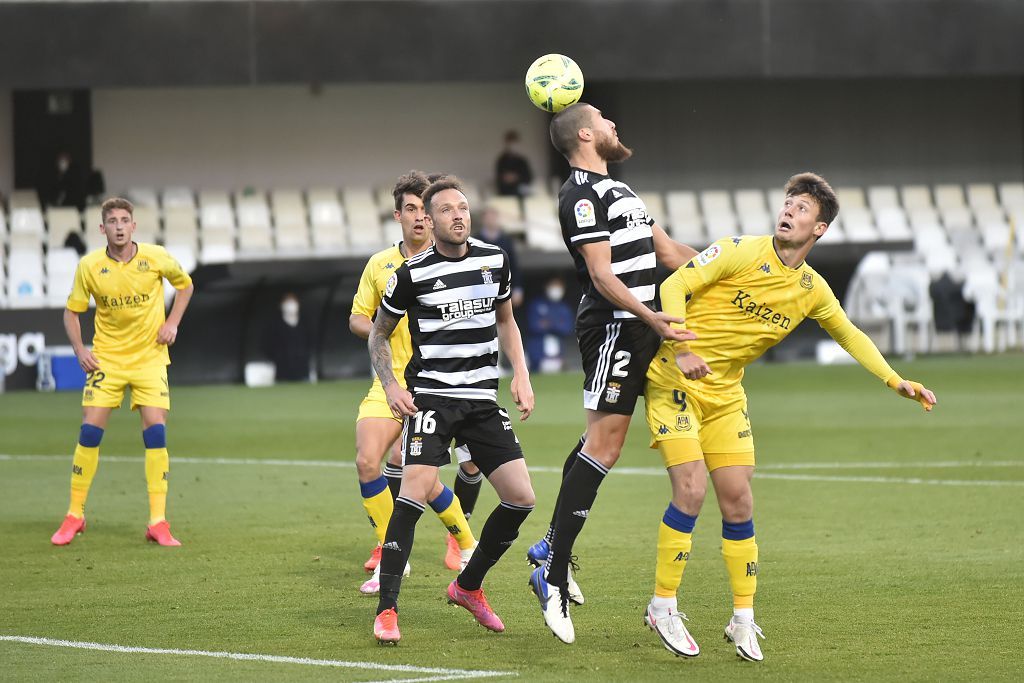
xmin=966 ymin=183 xmax=999 ymax=211
xmin=901 ymin=185 xmax=933 ymax=210
xmin=934 ymin=184 xmax=967 ymax=211
xmin=665 ymin=190 xmax=705 ymax=244
xmin=523 ymin=194 xmax=562 ymax=251
xmin=342 ymin=187 xmax=384 ymax=252
xmin=309 ymin=188 xmax=347 ymax=252
xmin=164 ymin=206 xmax=199 ymax=251
xmin=835 ymin=187 xmax=867 ymax=210
xmin=484 ymin=196 xmax=524 ymax=235
xmin=867 ymin=185 xmax=900 ymax=211
xmin=199 ymin=190 xmax=236 ymax=233
xmin=636 ymin=191 xmax=666 ymax=227
xmin=998 ymin=182 xmax=1024 ymax=212
xmin=45 ymin=207 xmax=81 ymax=248
xmin=7 ymin=247 xmax=45 ymax=308
xmin=236 ymin=193 xmax=274 ymax=256
xmin=271 ymin=190 xmax=310 ymax=252
xmin=46 ymin=247 xmax=79 ymax=307
xmin=162 ymin=187 xmax=196 ymax=209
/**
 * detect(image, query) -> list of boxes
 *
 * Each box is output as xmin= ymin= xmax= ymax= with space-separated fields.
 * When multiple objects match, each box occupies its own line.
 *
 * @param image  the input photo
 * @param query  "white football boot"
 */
xmin=529 ymin=566 xmax=575 ymax=643
xmin=724 ymin=616 xmax=765 ymax=662
xmin=644 ymin=602 xmax=700 ymax=657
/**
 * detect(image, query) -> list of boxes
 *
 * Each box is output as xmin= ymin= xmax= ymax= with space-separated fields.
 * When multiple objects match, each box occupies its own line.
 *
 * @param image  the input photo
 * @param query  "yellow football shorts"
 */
xmin=357 ymin=380 xmax=401 ymax=423
xmin=644 ymin=379 xmax=755 ymax=471
xmin=82 ymin=365 xmax=170 ymax=411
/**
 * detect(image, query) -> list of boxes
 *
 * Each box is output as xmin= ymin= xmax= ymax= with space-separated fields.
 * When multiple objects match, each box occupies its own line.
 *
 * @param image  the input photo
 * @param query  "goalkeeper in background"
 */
xmin=641 ymin=172 xmax=937 ymax=662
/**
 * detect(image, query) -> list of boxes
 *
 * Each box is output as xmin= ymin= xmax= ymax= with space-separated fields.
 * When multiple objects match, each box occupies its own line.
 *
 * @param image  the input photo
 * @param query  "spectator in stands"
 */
xmin=265 ymin=292 xmax=312 ymax=382
xmin=929 ymin=270 xmax=974 ymax=348
xmin=478 ymin=207 xmax=523 ymax=308
xmin=495 ymin=130 xmax=534 ymax=197
xmin=525 ymin=276 xmax=575 ymax=372
xmin=63 ymin=230 xmax=87 ymax=256
xmin=40 ymin=150 xmax=87 ymax=211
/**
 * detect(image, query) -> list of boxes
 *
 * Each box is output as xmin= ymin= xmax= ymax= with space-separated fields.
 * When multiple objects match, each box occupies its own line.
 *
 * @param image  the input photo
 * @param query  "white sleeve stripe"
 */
xmin=570 ymin=231 xmax=610 ymax=242
xmin=380 ymin=300 xmax=405 ymax=316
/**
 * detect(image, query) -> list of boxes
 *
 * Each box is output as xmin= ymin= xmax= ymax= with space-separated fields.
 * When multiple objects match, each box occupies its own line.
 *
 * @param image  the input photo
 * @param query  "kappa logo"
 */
xmin=99 ymin=267 xmax=110 ymax=275
xmin=658 ymin=424 xmax=669 ymax=435
xmin=759 ymin=262 xmax=771 ymax=274
xmin=433 ymin=279 xmax=447 ymax=290
xmin=572 ymin=509 xmax=590 ymax=519
xmin=384 ymin=262 xmax=395 ymax=270
xmin=383 ymin=541 xmax=401 ymax=551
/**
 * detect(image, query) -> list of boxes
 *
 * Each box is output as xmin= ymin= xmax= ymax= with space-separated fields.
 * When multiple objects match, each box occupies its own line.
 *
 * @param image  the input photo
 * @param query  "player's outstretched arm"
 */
xmin=496 ymin=299 xmax=534 ymax=420
xmin=157 ymin=283 xmax=194 ymax=346
xmin=369 ymin=308 xmax=416 ymax=417
xmin=651 ymin=223 xmax=698 ymax=270
xmin=63 ymin=308 xmax=100 ymax=372
xmin=349 ymin=313 xmax=373 ymax=340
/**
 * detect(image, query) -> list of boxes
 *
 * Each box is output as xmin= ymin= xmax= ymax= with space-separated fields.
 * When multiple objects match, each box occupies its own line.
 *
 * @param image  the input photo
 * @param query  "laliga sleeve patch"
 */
xmin=696 ymin=244 xmax=721 ymax=266
xmin=574 ymin=199 xmax=597 ymax=228
xmin=385 ymin=273 xmax=398 ymax=297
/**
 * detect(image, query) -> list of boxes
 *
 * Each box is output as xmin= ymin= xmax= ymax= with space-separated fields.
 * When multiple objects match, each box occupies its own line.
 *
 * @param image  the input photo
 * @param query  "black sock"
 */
xmin=457 ymin=501 xmax=533 ymax=591
xmin=454 ymin=467 xmax=484 ymax=519
xmin=545 ymin=434 xmax=586 ymax=542
xmin=545 ymin=452 xmax=606 ymax=586
xmin=383 ymin=463 xmax=403 ymax=501
xmin=376 ymin=496 xmax=423 ymax=614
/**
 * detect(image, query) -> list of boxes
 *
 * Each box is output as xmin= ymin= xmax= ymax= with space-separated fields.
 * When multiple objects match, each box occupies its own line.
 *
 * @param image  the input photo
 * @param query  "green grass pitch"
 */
xmin=1 ymin=354 xmax=1022 ymax=681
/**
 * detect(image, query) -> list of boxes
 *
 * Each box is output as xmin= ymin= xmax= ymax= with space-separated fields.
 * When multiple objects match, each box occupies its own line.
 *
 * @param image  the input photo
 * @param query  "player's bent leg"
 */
xmin=139 ymin=406 xmax=180 ymax=547
xmin=450 ymin=459 xmax=533 ymax=633
xmin=425 ymin=478 xmax=476 ymax=570
xmin=709 ymin=463 xmax=763 ymax=661
xmin=356 ymin=417 xmax=402 ymax=561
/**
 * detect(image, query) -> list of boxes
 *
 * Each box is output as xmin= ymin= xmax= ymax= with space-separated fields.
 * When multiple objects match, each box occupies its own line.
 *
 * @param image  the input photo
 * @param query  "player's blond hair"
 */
xmin=100 ymin=197 xmax=134 ymax=222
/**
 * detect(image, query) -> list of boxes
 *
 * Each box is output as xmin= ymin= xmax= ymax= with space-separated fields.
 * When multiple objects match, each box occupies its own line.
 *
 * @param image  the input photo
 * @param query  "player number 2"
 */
xmin=413 ymin=410 xmax=437 ymax=434
xmin=611 ymin=350 xmax=631 ymax=378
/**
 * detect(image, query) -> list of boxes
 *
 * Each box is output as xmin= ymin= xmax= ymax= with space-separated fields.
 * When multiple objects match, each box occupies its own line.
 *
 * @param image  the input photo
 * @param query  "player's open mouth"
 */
xmin=778 ymin=221 xmax=792 ymax=231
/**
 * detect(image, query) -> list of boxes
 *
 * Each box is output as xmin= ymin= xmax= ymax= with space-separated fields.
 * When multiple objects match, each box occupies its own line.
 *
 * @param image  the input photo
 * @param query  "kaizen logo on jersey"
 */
xmin=437 ymin=297 xmax=495 ymax=321
xmin=732 ymin=290 xmax=792 ymax=330
xmin=697 ymin=244 xmax=721 ymax=266
xmin=574 ymin=199 xmax=597 ymax=228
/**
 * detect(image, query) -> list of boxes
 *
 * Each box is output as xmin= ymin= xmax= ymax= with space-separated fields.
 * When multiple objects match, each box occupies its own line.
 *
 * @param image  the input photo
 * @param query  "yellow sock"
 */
xmin=68 ymin=444 xmax=100 ymax=518
xmin=655 ymin=522 xmax=693 ymax=598
xmin=722 ymin=535 xmax=758 ymax=609
xmin=361 ymin=476 xmax=394 ymax=545
xmin=432 ymin=488 xmax=476 ymax=549
xmin=145 ymin=448 xmax=170 ymax=525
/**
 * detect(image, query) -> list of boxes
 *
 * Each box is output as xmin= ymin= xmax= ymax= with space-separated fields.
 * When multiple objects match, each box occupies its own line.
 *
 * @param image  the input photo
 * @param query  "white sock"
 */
xmin=651 ymin=596 xmax=677 ymax=614
xmin=733 ymin=607 xmax=754 ymax=623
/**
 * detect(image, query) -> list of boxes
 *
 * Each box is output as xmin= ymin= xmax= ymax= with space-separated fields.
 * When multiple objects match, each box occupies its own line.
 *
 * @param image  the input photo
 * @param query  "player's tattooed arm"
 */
xmin=368 ymin=310 xmax=401 ymax=389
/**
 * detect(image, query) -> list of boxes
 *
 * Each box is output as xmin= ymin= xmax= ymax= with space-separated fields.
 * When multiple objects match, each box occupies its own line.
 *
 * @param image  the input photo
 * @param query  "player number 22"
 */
xmin=611 ymin=350 xmax=631 ymax=378
xmin=413 ymin=410 xmax=437 ymax=434
xmin=85 ymin=371 xmax=106 ymax=388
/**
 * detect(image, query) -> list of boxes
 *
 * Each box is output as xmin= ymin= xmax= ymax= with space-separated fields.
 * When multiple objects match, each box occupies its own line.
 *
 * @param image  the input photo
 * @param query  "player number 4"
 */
xmin=413 ymin=410 xmax=437 ymax=434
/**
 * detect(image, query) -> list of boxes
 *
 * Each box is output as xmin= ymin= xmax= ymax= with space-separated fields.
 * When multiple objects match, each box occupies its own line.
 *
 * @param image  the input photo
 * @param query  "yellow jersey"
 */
xmin=67 ymin=243 xmax=192 ymax=370
xmin=651 ymin=235 xmax=899 ymax=405
xmin=351 ymin=243 xmax=413 ymax=387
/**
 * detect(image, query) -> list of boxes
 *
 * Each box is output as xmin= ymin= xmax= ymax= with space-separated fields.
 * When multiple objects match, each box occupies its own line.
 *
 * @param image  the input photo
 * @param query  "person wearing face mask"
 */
xmin=41 ymin=150 xmax=87 ymax=210
xmin=265 ymin=293 xmax=312 ymax=382
xmin=525 ymin=276 xmax=575 ymax=372
xmin=495 ymin=130 xmax=534 ymax=198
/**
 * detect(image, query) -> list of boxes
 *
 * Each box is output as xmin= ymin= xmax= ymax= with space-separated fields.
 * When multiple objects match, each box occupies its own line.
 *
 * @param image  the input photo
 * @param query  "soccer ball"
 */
xmin=524 ymin=54 xmax=584 ymax=113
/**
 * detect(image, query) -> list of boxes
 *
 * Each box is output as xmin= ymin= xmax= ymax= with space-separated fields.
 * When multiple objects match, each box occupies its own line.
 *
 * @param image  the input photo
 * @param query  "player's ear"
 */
xmin=813 ymin=222 xmax=829 ymax=240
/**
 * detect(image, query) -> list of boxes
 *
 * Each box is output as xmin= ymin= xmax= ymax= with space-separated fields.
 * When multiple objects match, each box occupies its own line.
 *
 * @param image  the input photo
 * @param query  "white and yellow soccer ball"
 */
xmin=524 ymin=54 xmax=584 ymax=113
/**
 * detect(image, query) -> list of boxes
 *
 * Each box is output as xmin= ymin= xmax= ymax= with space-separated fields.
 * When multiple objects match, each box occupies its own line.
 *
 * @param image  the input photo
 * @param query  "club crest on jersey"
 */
xmin=385 ymin=274 xmax=398 ymax=297
xmin=137 ymin=259 xmax=150 ymax=272
xmin=574 ymin=199 xmax=596 ymax=228
xmin=801 ymin=272 xmax=814 ymax=289
xmin=409 ymin=437 xmax=423 ymax=457
xmin=480 ymin=266 xmax=493 ymax=284
xmin=697 ymin=244 xmax=721 ymax=266
xmin=676 ymin=415 xmax=691 ymax=431
xmin=605 ymin=382 xmax=622 ymax=404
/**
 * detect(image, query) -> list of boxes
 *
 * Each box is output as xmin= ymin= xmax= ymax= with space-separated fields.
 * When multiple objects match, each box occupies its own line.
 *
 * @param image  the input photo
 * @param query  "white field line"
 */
xmin=2 ymin=453 xmax=1022 ymax=487
xmin=0 ymin=635 xmax=515 ymax=682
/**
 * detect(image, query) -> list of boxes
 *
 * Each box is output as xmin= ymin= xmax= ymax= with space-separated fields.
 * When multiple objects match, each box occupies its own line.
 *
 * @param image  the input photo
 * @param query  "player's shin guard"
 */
xmin=545 ymin=451 xmax=606 ymax=587
xmin=377 ymin=497 xmax=424 ymax=614
xmin=68 ymin=424 xmax=104 ymax=517
xmin=454 ymin=467 xmax=483 ymax=520
xmin=655 ymin=503 xmax=697 ymax=598
xmin=458 ymin=501 xmax=534 ymax=591
xmin=544 ymin=434 xmax=586 ymax=543
xmin=143 ymin=424 xmax=170 ymax=525
xmin=383 ymin=463 xmax=403 ymax=500
xmin=722 ymin=519 xmax=758 ymax=610
xmin=429 ymin=485 xmax=475 ymax=550
xmin=360 ymin=476 xmax=394 ymax=545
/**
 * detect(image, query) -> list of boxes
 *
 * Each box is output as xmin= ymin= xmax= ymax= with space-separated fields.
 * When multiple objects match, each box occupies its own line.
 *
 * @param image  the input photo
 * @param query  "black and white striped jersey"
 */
xmin=379 ymin=238 xmax=512 ymax=402
xmin=558 ymin=167 xmax=659 ymax=328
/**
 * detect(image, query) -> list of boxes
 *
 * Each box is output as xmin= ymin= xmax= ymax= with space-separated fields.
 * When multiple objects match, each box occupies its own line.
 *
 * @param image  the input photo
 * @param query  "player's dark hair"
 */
xmin=549 ymin=102 xmax=593 ymax=158
xmin=422 ymin=176 xmax=467 ymax=218
xmin=392 ymin=170 xmax=430 ymax=211
xmin=100 ymin=197 xmax=134 ymax=222
xmin=784 ymin=172 xmax=839 ymax=226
